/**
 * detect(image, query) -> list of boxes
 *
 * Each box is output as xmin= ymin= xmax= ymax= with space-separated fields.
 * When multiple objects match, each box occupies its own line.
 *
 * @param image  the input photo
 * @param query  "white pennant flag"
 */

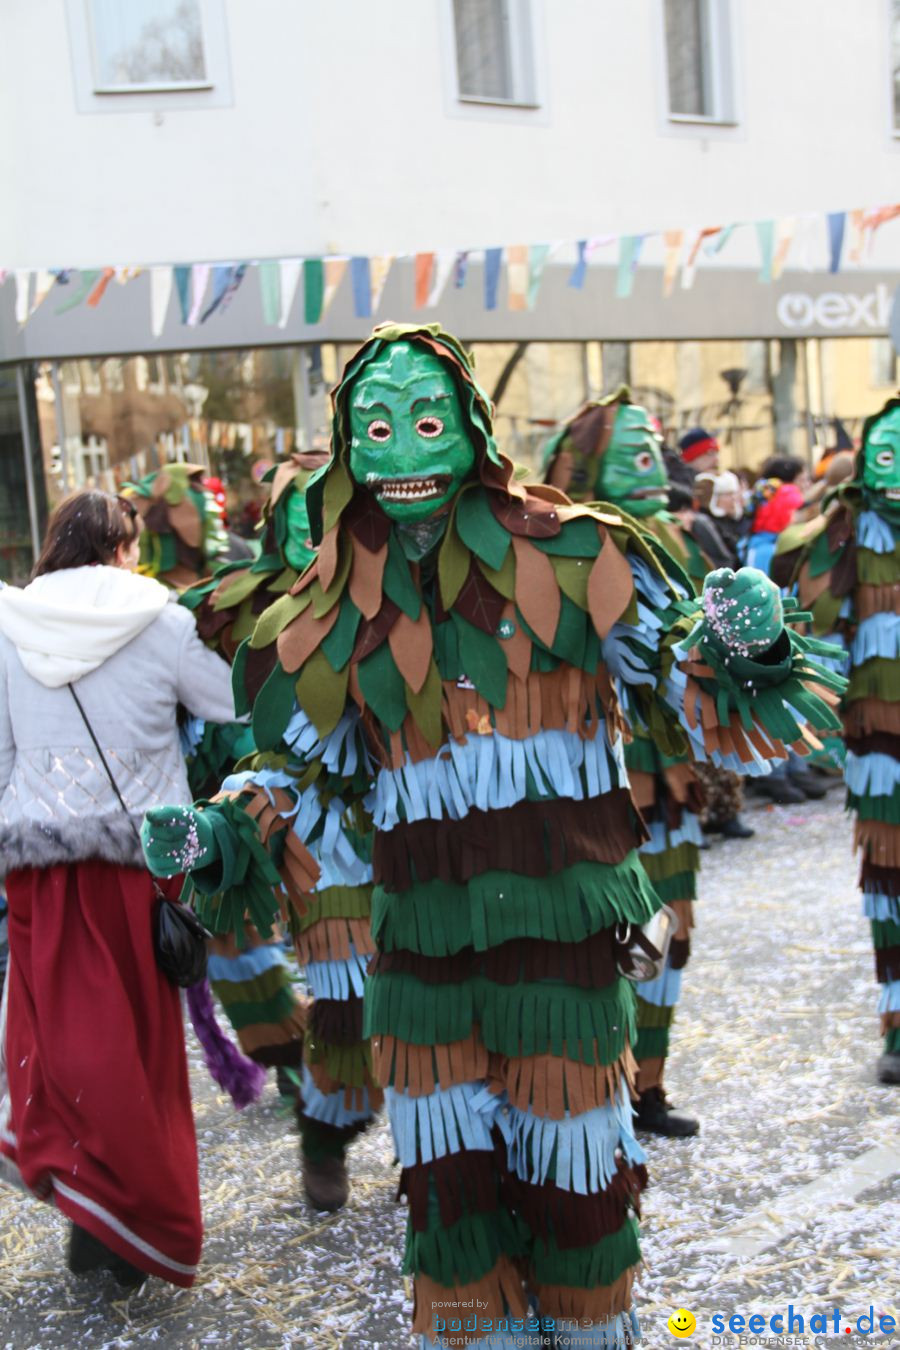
xmin=30 ymin=269 xmax=55 ymax=317
xmin=278 ymin=259 xmax=302 ymax=327
xmin=370 ymin=255 xmax=393 ymax=312
xmin=15 ymin=270 xmax=31 ymax=326
xmin=187 ymin=264 xmax=211 ymax=326
xmin=150 ymin=265 xmax=174 ymax=337
xmin=427 ymin=251 xmax=455 ymax=307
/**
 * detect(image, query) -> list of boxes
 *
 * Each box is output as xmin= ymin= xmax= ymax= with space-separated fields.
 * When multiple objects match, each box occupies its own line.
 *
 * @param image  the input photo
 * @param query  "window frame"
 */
xmin=889 ymin=0 xmax=900 ymax=138
xmin=446 ymin=0 xmax=540 ymax=111
xmin=660 ymin=0 xmax=738 ymax=128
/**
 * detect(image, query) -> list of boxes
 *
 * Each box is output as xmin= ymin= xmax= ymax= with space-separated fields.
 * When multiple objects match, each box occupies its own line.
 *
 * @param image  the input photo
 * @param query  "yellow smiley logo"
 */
xmin=668 ymin=1308 xmax=697 ymax=1338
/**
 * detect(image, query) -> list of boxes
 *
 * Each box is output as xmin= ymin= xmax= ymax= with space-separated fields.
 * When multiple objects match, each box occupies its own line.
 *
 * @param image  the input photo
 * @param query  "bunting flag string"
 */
xmin=6 ymin=199 xmax=900 ymax=332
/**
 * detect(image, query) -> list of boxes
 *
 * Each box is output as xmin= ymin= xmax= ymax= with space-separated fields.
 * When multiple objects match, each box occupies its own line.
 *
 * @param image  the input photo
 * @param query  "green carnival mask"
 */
xmin=347 ymin=342 xmax=476 ymax=522
xmin=283 ymin=485 xmax=316 ymax=571
xmin=596 ymin=404 xmax=668 ymax=517
xmin=862 ymin=406 xmax=900 ymax=517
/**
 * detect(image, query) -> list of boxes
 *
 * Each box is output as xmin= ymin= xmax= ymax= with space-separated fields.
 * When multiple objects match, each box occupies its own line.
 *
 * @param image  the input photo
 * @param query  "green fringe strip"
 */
xmin=885 ymin=1026 xmax=900 ymax=1054
xmin=871 ymin=919 xmax=900 ymax=949
xmin=634 ymin=997 xmax=676 ymax=1030
xmin=849 ymin=792 xmax=900 ymax=826
xmin=529 ymin=1215 xmax=640 ymax=1290
xmin=290 ymin=884 xmax=372 ymax=933
xmin=640 ymin=842 xmax=698 ymax=883
xmin=623 ymin=736 xmax=661 ymax=774
xmin=857 ymin=548 xmax=900 ymax=586
xmin=645 ymin=870 xmax=697 ymax=904
xmin=846 ymin=659 xmax=900 ymax=705
xmin=363 ymin=972 xmax=636 ymax=1065
xmin=402 ymin=1205 xmax=529 ymax=1286
xmin=210 ymin=971 xmax=299 ymax=1033
xmin=186 ymin=797 xmax=288 ymax=944
xmin=632 ymin=1027 xmax=670 ymax=1062
xmin=306 ymin=1038 xmax=373 ymax=1088
xmin=371 ymin=855 xmax=660 ymax=957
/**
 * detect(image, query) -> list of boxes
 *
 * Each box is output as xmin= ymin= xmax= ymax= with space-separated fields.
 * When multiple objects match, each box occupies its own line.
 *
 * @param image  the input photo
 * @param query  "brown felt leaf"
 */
xmin=498 ymin=601 xmax=532 ymax=681
xmin=587 ymin=526 xmax=635 ymax=639
xmin=512 ymin=536 xmax=561 ymax=648
xmin=344 ymin=488 xmax=391 ymax=552
xmin=317 ymin=526 xmax=340 ymax=593
xmin=352 ymin=598 xmax=401 ymax=663
xmin=276 ymin=602 xmax=339 ymax=674
xmin=388 ymin=606 xmax=434 ymax=695
xmin=491 ymin=491 xmax=563 ymax=539
xmin=348 ymin=540 xmax=387 ymax=619
xmin=454 ymin=564 xmax=506 ymax=635
xmin=151 ymin=471 xmax=171 ymax=499
xmin=168 ymin=497 xmax=202 ymax=547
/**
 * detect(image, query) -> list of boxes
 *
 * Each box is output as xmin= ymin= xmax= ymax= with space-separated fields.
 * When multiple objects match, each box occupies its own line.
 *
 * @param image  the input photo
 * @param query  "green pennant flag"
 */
xmin=304 ymin=258 xmax=325 ymax=324
xmin=258 ymin=260 xmax=281 ymax=325
xmin=55 ymin=269 xmax=102 ymax=314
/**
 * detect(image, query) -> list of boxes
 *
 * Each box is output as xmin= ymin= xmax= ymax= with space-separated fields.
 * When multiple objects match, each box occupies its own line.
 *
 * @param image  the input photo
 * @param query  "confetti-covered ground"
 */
xmin=0 ymin=789 xmax=897 ymax=1349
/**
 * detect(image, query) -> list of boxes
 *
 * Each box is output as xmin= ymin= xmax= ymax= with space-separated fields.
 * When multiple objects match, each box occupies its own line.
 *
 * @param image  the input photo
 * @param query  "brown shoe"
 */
xmin=302 ymin=1154 xmax=349 ymax=1212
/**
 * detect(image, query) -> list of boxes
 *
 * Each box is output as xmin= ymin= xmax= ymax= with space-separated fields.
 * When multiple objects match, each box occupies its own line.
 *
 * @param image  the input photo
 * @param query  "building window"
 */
xmin=87 ymin=0 xmax=208 ymax=92
xmin=892 ymin=0 xmax=900 ymax=134
xmin=663 ymin=0 xmax=735 ymax=124
xmin=871 ymin=337 xmax=898 ymax=387
xmin=452 ymin=0 xmax=536 ymax=106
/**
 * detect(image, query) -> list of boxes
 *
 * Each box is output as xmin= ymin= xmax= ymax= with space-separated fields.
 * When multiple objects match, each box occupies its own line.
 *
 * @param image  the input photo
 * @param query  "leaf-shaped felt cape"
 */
xmin=438 ymin=511 xmax=471 ymax=611
xmin=406 ymin=657 xmax=444 ymax=748
xmin=320 ymin=597 xmax=361 ymax=671
xmin=532 ymin=515 xmax=607 ymax=557
xmin=552 ymin=556 xmax=591 ymax=610
xmin=252 ymin=661 xmax=298 ymax=751
xmin=357 ymin=640 xmax=408 ymax=731
xmin=477 ymin=550 xmax=515 ymax=600
xmin=311 ymin=537 xmax=352 ymax=617
xmin=213 ymin=567 xmax=268 ymax=610
xmin=388 ymin=606 xmax=434 ymax=694
xmin=383 ymin=533 xmax=422 ymax=619
xmin=316 ymin=526 xmax=341 ymax=592
xmin=348 ymin=540 xmax=387 ymax=619
xmin=321 ymin=459 xmax=355 ymax=536
xmin=456 ymin=488 xmax=511 ymax=570
xmin=512 ymin=536 xmax=560 ymax=648
xmin=497 ymin=601 xmax=533 ymax=681
xmin=451 ymin=612 xmax=508 ymax=708
xmin=168 ymin=496 xmax=202 ymax=548
xmin=250 ymin=590 xmax=312 ymax=649
xmin=454 ymin=563 xmax=506 ymax=635
xmin=276 ymin=602 xmax=340 ymax=673
xmin=296 ymin=647 xmax=349 ymax=738
xmin=587 ymin=528 xmax=635 ymax=638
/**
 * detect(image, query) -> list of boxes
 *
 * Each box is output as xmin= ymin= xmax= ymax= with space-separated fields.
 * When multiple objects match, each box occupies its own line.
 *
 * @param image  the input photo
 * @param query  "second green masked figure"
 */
xmin=143 ymin=327 xmax=843 ymax=1350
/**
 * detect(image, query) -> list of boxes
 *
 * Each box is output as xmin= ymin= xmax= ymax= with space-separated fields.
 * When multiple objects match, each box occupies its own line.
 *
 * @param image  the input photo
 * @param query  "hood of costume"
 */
xmin=123 ymin=463 xmax=229 ymax=588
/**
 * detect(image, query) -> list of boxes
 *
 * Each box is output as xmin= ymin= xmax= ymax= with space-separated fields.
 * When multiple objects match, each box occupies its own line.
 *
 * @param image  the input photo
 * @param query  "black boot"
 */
xmin=876 ymin=1052 xmax=900 ymax=1084
xmin=720 ymin=815 xmax=755 ymax=839
xmin=756 ymin=774 xmax=805 ymax=805
xmin=634 ymin=1087 xmax=699 ymax=1138
xmin=67 ymin=1223 xmax=147 ymax=1288
xmin=787 ymin=765 xmax=827 ymax=799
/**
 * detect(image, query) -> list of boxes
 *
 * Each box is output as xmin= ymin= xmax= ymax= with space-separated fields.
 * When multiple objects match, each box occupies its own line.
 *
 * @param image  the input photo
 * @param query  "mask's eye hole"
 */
xmin=876 ymin=448 xmax=894 ymax=467
xmin=415 ymin=416 xmax=444 ymax=439
xmin=636 ymin=451 xmax=654 ymax=472
xmin=367 ymin=419 xmax=391 ymax=443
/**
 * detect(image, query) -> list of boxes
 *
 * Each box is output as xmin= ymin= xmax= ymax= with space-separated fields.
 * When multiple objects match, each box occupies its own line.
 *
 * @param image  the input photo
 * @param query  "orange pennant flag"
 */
xmin=87 ymin=267 xmax=115 ymax=307
xmin=414 ymin=252 xmax=436 ymax=308
xmin=506 ymin=244 xmax=529 ymax=310
xmin=662 ymin=230 xmax=683 ymax=296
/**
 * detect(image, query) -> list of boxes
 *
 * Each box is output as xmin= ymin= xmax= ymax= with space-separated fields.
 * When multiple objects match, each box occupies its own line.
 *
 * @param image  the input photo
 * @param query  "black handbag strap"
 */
xmin=68 ymin=683 xmax=153 ymax=868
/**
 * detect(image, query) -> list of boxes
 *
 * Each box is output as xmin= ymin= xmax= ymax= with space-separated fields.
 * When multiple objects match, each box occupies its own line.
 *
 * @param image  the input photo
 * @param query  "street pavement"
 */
xmin=0 ymin=789 xmax=896 ymax=1349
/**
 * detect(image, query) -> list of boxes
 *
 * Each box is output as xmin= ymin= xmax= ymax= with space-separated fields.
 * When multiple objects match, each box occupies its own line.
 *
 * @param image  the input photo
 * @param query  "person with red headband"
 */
xmin=679 ymin=427 xmax=720 ymax=476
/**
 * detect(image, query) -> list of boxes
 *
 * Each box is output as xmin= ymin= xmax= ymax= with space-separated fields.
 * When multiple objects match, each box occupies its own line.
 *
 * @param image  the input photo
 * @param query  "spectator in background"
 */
xmin=678 ymin=426 xmax=721 ymax=477
xmin=667 ymin=482 xmax=735 ymax=570
xmin=744 ymin=454 xmax=809 ymax=573
xmin=696 ymin=470 xmax=748 ymax=569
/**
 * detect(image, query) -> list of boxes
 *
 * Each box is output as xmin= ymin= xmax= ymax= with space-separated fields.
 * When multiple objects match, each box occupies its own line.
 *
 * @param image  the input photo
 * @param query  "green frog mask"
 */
xmin=596 ymin=403 xmax=669 ymax=517
xmin=347 ymin=341 xmax=476 ymax=522
xmin=861 ymin=404 xmax=900 ymax=520
xmin=283 ymin=483 xmax=317 ymax=571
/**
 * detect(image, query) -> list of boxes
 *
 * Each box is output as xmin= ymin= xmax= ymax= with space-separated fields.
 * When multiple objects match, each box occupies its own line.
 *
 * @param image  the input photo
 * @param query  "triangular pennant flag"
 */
xmin=350 ymin=256 xmax=372 ymax=317
xmin=414 ymin=252 xmax=436 ymax=309
xmin=454 ymin=251 xmax=470 ymax=289
xmin=427 ymin=251 xmax=455 ymax=306
xmin=258 ymin=260 xmax=281 ymax=325
xmin=303 ymin=258 xmax=325 ymax=324
xmin=323 ymin=257 xmax=348 ymax=315
xmin=526 ymin=243 xmax=550 ymax=309
xmin=771 ymin=217 xmax=796 ymax=280
xmin=705 ymin=224 xmax=736 ymax=256
xmin=29 ymin=269 xmax=55 ymax=317
xmin=187 ymin=263 xmax=211 ymax=325
xmin=278 ymin=259 xmax=302 ymax=327
xmin=484 ymin=247 xmax=503 ymax=310
xmin=864 ymin=204 xmax=900 ymax=254
xmin=113 ymin=266 xmax=141 ymax=285
xmin=55 ymin=269 xmax=102 ymax=314
xmin=200 ymin=264 xmax=234 ymax=322
xmin=615 ymin=235 xmax=643 ymax=298
xmin=681 ymin=226 xmax=721 ymax=289
xmin=15 ymin=271 xmax=31 ymax=326
xmin=174 ymin=266 xmax=191 ymax=322
xmin=370 ymin=255 xmax=393 ymax=312
xmin=847 ymin=208 xmax=866 ymax=265
xmin=794 ymin=214 xmax=821 ymax=271
xmin=827 ymin=211 xmax=846 ymax=273
xmin=217 ymin=263 xmax=247 ymax=318
xmin=568 ymin=239 xmax=588 ymax=289
xmin=756 ymin=220 xmax=776 ymax=282
xmin=151 ymin=266 xmax=174 ymax=335
xmin=506 ymin=244 xmax=528 ymax=311
xmin=86 ymin=267 xmax=116 ymax=308
xmin=662 ymin=230 xmax=683 ymax=297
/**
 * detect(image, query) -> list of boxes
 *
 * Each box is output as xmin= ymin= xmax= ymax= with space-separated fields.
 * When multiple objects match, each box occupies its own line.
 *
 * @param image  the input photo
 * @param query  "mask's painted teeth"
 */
xmin=373 ymin=475 xmax=450 ymax=502
xmin=884 ymin=487 xmax=900 ymax=499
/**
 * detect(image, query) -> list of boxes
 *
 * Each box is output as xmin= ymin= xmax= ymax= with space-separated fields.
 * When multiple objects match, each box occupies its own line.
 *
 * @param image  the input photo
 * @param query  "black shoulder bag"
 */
xmin=68 ymin=684 xmax=211 ymax=987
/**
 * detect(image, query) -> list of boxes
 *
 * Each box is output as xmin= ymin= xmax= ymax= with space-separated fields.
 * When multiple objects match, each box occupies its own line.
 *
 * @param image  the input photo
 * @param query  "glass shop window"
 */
xmin=87 ymin=0 xmax=209 ymax=92
xmin=452 ymin=0 xmax=537 ymax=105
xmin=663 ymin=0 xmax=736 ymax=124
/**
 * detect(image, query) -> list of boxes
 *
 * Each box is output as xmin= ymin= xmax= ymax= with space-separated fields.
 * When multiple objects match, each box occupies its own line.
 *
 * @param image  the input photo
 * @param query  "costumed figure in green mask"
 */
xmin=544 ymin=392 xmax=715 ymax=1135
xmin=140 ymin=326 xmax=843 ymax=1349
xmin=773 ymin=397 xmax=900 ymax=1085
xmin=183 ymin=451 xmax=383 ymax=1210
xmin=122 ymin=463 xmax=231 ymax=590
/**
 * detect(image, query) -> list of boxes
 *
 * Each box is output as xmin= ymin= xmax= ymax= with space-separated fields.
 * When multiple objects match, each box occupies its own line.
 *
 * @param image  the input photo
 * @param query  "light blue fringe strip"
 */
xmin=850 ymin=613 xmax=900 ymax=665
xmin=495 ymin=1081 xmax=645 ymax=1196
xmin=665 ymin=656 xmax=783 ymax=777
xmin=857 ymin=509 xmax=897 ymax=554
xmin=877 ymin=980 xmax=900 ymax=1014
xmin=386 ymin=1082 xmax=499 ymax=1165
xmin=640 ymin=813 xmax=702 ymax=855
xmin=282 ymin=704 xmax=372 ymax=777
xmin=370 ymin=726 xmax=626 ymax=830
xmin=845 ymin=751 xmax=900 ymax=797
xmin=207 ymin=943 xmax=289 ymax=982
xmin=304 ymin=945 xmax=369 ymax=1000
xmin=300 ymin=1065 xmax=374 ymax=1127
xmin=635 ymin=962 xmax=683 ymax=1008
xmin=862 ymin=892 xmax=900 ymax=922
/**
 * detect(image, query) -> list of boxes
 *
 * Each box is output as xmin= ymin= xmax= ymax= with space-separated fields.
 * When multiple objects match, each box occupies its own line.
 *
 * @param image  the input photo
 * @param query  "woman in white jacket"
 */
xmin=0 ymin=490 xmax=235 ymax=1289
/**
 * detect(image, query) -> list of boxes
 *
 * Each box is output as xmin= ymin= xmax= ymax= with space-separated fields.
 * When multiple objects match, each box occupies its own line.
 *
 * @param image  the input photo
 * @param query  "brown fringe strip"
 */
xmin=400 ymin=1150 xmax=498 ymax=1232
xmin=856 ymin=582 xmax=900 ymax=619
xmin=844 ymin=700 xmax=900 ymax=738
xmin=307 ymin=1060 xmax=383 ymax=1112
xmin=875 ymin=947 xmax=900 ymax=982
xmin=228 ymin=1019 xmax=305 ymax=1065
xmin=310 ymin=996 xmax=364 ymax=1046
xmin=667 ymin=899 xmax=695 ymax=941
xmin=860 ymin=861 xmax=900 ymax=896
xmin=209 ymin=923 xmax=285 ymax=957
xmin=846 ymin=732 xmax=900 ymax=759
xmin=881 ymin=1010 xmax=900 ymax=1033
xmin=854 ymin=818 xmax=900 ymax=869
xmin=214 ymin=784 xmax=321 ymax=912
xmin=501 ymin=1158 xmax=647 ymax=1250
xmin=531 ymin=1266 xmax=636 ymax=1323
xmin=373 ymin=790 xmax=643 ymax=890
xmin=293 ymin=917 xmax=376 ymax=964
xmin=373 ymin=1033 xmax=490 ymax=1097
xmin=413 ymin=1257 xmax=528 ymax=1345
xmin=367 ymin=929 xmax=620 ymax=991
xmin=680 ymin=668 xmax=836 ymax=764
xmin=498 ymin=1047 xmax=636 ymax=1119
xmin=634 ymin=1055 xmax=665 ymax=1094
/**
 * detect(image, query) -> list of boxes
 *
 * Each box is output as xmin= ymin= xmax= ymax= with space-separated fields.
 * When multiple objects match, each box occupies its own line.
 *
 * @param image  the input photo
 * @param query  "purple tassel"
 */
xmin=186 ymin=979 xmax=267 ymax=1110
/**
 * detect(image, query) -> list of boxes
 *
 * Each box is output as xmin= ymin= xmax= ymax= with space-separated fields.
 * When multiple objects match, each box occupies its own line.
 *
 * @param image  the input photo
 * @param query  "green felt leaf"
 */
xmin=322 ymin=459 xmax=354 ymax=534
xmin=383 ymin=533 xmax=422 ymax=619
xmin=432 ymin=617 xmax=461 ymax=681
xmin=406 ymin=658 xmax=444 ymax=748
xmin=214 ymin=567 xmax=267 ymax=611
xmin=438 ymin=511 xmax=471 ymax=610
xmin=268 ymin=566 xmax=299 ymax=594
xmin=250 ymin=590 xmax=312 ymax=648
xmin=806 ymin=525 xmax=838 ymax=578
xmin=477 ymin=549 xmax=515 ymax=600
xmin=296 ymin=647 xmax=349 ymax=737
xmin=320 ymin=596 xmax=361 ymax=671
xmin=451 ymin=612 xmax=508 ymax=708
xmin=548 ymin=593 xmax=589 ymax=667
xmin=159 ymin=535 xmax=177 ymax=574
xmin=230 ymin=603 xmax=257 ymax=645
xmin=231 ymin=640 xmax=251 ymax=717
xmin=552 ymin=556 xmax=590 ymax=609
xmin=358 ymin=640 xmax=409 ymax=731
xmin=311 ymin=539 xmax=352 ymax=617
xmin=456 ymin=488 xmax=510 ymax=570
xmin=810 ymin=589 xmax=843 ymax=634
xmin=251 ymin=661 xmax=298 ymax=751
xmin=532 ymin=516 xmax=602 ymax=557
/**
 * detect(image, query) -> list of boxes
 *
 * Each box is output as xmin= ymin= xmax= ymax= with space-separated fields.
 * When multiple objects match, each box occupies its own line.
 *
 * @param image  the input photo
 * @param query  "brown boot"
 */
xmin=302 ymin=1153 xmax=349 ymax=1212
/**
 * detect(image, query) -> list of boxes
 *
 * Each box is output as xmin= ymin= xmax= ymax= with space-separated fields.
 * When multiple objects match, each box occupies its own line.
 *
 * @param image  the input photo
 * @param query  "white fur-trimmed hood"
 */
xmin=0 ymin=566 xmax=169 ymax=688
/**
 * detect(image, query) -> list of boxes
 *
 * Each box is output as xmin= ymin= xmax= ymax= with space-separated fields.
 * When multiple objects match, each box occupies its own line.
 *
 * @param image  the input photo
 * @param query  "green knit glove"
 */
xmin=697 ymin=567 xmax=784 ymax=660
xmin=141 ymin=805 xmax=218 ymax=877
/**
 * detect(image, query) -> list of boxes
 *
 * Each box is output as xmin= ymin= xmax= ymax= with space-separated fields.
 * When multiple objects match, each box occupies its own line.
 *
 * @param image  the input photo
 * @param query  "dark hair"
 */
xmin=760 ymin=455 xmax=805 ymax=483
xmin=33 ymin=490 xmax=140 ymax=578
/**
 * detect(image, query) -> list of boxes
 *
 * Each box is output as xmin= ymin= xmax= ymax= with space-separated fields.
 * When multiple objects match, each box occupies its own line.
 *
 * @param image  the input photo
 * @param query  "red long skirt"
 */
xmin=0 ymin=862 xmax=201 ymax=1286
